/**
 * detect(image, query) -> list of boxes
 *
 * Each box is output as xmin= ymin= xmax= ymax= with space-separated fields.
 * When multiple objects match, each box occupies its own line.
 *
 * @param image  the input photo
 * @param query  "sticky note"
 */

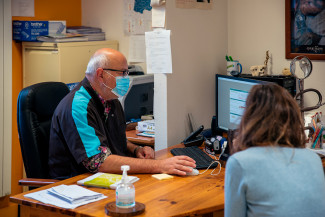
xmin=152 ymin=174 xmax=173 ymax=180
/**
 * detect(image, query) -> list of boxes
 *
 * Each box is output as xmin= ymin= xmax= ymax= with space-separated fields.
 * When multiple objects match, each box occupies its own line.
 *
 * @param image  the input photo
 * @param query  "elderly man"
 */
xmin=49 ymin=48 xmax=195 ymax=179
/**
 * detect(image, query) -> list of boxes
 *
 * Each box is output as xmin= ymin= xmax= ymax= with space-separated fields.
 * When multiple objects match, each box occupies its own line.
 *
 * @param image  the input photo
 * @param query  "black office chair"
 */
xmin=17 ymin=82 xmax=70 ymax=187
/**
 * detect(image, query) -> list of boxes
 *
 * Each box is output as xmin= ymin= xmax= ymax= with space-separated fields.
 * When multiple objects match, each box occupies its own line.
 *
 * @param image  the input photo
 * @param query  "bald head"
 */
xmin=86 ymin=48 xmax=127 ymax=75
xmin=85 ymin=48 xmax=128 ymax=100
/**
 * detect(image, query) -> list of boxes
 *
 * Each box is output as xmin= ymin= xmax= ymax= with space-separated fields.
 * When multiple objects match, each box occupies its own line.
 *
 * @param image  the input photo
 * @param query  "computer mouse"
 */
xmin=186 ymin=167 xmax=199 ymax=176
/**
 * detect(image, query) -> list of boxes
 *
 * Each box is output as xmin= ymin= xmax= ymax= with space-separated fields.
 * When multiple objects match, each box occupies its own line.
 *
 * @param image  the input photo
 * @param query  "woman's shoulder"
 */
xmin=227 ymin=147 xmax=266 ymax=168
xmin=230 ymin=146 xmax=322 ymax=164
xmin=294 ymin=147 xmax=323 ymax=162
xmin=230 ymin=147 xmax=268 ymax=159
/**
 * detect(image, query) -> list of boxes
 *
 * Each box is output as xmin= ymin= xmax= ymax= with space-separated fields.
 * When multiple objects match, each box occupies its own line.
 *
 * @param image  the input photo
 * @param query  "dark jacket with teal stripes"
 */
xmin=49 ymin=77 xmax=128 ymax=179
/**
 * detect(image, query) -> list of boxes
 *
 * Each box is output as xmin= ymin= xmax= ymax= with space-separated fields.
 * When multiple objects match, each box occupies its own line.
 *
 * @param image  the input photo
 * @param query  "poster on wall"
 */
xmin=12 ymin=0 xmax=35 ymax=17
xmin=176 ymin=0 xmax=213 ymax=10
xmin=145 ymin=29 xmax=173 ymax=74
xmin=285 ymin=0 xmax=325 ymax=60
xmin=129 ymin=35 xmax=146 ymax=62
xmin=124 ymin=0 xmax=152 ymax=35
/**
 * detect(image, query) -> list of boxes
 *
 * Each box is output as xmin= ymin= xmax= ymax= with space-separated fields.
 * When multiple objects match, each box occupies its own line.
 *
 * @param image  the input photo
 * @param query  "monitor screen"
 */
xmin=119 ymin=74 xmax=154 ymax=122
xmin=216 ymin=74 xmax=265 ymax=131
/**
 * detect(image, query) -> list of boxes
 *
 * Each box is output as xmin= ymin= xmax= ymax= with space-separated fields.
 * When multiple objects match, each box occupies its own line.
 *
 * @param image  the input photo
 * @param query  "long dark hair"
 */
xmin=232 ymin=83 xmax=305 ymax=153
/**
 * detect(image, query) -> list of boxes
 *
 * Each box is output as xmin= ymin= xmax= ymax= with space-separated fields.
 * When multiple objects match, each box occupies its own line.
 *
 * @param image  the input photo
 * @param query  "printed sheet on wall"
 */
xmin=124 ymin=0 xmax=152 ymax=35
xmin=176 ymin=0 xmax=213 ymax=10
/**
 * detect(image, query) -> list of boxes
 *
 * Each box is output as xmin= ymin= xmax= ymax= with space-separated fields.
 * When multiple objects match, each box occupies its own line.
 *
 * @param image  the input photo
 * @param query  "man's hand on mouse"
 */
xmin=158 ymin=156 xmax=196 ymax=176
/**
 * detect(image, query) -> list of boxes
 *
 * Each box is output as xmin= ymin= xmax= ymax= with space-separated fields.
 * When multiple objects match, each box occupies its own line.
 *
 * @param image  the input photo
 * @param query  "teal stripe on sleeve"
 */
xmin=72 ymin=86 xmax=101 ymax=157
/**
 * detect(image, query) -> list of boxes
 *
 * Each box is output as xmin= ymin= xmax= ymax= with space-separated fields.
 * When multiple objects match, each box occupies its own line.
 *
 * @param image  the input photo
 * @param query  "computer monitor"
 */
xmin=119 ymin=74 xmax=154 ymax=122
xmin=216 ymin=74 xmax=266 ymax=131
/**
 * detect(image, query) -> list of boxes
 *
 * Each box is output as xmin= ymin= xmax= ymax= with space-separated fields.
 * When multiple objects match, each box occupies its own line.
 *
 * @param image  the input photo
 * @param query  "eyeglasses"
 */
xmin=103 ymin=68 xmax=129 ymax=77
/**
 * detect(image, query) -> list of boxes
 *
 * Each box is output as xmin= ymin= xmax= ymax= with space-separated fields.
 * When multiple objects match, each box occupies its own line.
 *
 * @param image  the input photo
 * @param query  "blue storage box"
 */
xmin=13 ymin=20 xmax=66 ymax=42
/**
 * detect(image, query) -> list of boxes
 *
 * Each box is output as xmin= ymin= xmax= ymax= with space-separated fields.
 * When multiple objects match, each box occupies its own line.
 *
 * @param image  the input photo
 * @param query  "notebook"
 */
xmin=77 ymin=172 xmax=139 ymax=189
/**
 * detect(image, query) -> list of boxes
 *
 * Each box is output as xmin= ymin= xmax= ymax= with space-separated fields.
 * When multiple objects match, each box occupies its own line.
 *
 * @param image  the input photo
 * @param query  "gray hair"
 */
xmin=85 ymin=53 xmax=110 ymax=74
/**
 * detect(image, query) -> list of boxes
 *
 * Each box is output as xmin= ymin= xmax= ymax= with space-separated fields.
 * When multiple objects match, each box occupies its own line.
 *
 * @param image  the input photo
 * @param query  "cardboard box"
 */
xmin=13 ymin=20 xmax=66 ymax=41
xmin=137 ymin=120 xmax=155 ymax=132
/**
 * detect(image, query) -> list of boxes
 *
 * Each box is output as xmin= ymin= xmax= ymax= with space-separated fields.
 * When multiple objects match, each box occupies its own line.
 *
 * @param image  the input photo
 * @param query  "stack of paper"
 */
xmin=37 ymin=33 xmax=88 ymax=43
xmin=67 ymin=26 xmax=106 ymax=41
xmin=67 ymin=26 xmax=102 ymax=34
xmin=137 ymin=120 xmax=155 ymax=138
xmin=137 ymin=120 xmax=155 ymax=132
xmin=24 ymin=184 xmax=107 ymax=209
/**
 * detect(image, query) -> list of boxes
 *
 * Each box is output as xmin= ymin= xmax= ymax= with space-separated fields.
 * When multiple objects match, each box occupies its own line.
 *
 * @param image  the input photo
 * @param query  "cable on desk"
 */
xmin=198 ymin=160 xmax=222 ymax=176
xmin=199 ymin=141 xmax=228 ymax=176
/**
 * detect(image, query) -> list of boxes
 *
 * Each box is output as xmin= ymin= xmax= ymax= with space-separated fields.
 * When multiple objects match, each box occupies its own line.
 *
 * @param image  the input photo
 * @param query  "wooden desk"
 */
xmin=126 ymin=130 xmax=155 ymax=147
xmin=10 ymin=144 xmax=225 ymax=217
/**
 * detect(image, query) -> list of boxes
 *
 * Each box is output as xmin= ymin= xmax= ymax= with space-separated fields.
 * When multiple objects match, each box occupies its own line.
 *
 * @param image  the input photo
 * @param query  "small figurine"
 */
xmin=250 ymin=65 xmax=267 ymax=76
xmin=282 ymin=67 xmax=291 ymax=76
xmin=250 ymin=50 xmax=269 ymax=77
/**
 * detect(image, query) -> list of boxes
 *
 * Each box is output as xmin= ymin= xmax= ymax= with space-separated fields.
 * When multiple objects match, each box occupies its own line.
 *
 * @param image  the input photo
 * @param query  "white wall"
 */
xmin=81 ymin=0 xmax=147 ymax=70
xmin=82 ymin=0 xmax=228 ymax=147
xmin=82 ymin=1 xmax=128 ymax=58
xmin=228 ymin=0 xmax=325 ymax=113
xmin=165 ymin=1 xmax=227 ymax=146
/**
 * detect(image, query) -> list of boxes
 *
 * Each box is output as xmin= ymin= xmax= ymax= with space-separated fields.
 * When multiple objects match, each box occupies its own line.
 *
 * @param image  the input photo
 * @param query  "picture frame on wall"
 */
xmin=285 ymin=0 xmax=325 ymax=60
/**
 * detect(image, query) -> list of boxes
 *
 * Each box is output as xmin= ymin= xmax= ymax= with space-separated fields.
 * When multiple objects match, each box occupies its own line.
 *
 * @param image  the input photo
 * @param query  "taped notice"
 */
xmin=175 ymin=0 xmax=213 ymax=10
xmin=145 ymin=29 xmax=172 ymax=74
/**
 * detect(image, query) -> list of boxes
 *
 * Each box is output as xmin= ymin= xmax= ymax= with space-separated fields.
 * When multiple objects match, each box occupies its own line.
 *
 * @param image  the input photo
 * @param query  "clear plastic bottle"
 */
xmin=116 ymin=165 xmax=135 ymax=208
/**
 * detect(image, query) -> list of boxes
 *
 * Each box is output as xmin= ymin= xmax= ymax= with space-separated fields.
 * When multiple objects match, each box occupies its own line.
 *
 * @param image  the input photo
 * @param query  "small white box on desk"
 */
xmin=137 ymin=120 xmax=155 ymax=132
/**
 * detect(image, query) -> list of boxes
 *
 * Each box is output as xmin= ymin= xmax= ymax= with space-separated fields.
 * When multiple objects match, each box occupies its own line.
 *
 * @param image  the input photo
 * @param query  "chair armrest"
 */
xmin=19 ymin=178 xmax=60 ymax=187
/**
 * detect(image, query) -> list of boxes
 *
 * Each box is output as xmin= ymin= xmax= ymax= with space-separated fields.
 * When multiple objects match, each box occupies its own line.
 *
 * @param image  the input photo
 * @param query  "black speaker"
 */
xmin=239 ymin=74 xmax=296 ymax=97
xmin=211 ymin=116 xmax=217 ymax=137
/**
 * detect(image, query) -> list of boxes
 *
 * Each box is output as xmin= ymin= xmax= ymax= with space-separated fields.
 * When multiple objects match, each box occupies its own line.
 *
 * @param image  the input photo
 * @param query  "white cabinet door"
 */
xmin=23 ymin=40 xmax=119 ymax=87
xmin=23 ymin=48 xmax=60 ymax=87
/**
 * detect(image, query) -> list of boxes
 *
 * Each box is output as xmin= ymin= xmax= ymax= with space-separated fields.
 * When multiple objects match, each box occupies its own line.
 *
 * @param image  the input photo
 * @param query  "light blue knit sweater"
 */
xmin=225 ymin=147 xmax=325 ymax=217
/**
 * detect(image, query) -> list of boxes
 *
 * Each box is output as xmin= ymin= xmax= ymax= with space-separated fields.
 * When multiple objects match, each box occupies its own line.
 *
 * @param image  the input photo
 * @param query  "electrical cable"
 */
xmin=199 ymin=141 xmax=228 ymax=176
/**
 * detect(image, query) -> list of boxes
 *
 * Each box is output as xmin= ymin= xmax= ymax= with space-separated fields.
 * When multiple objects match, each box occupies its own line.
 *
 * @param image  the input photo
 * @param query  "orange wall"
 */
xmin=11 ymin=0 xmax=82 ymax=195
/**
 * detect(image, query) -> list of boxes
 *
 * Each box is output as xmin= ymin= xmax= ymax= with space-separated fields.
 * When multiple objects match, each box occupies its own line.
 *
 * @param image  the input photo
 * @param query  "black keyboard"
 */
xmin=170 ymin=146 xmax=217 ymax=169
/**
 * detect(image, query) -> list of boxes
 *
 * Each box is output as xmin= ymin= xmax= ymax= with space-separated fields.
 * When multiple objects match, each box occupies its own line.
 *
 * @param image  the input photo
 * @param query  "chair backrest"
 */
xmin=17 ymin=82 xmax=70 ymax=179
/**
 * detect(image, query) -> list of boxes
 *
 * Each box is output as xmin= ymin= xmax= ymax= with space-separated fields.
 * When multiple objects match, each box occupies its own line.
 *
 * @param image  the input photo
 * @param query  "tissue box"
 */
xmin=13 ymin=20 xmax=66 ymax=41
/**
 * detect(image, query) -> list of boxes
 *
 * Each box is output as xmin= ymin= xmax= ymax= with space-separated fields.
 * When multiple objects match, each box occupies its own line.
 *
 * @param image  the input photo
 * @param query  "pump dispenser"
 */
xmin=116 ymin=165 xmax=135 ymax=208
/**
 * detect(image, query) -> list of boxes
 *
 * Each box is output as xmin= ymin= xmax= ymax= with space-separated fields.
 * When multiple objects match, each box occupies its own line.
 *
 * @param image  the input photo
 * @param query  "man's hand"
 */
xmin=136 ymin=146 xmax=155 ymax=159
xmin=159 ymin=156 xmax=196 ymax=176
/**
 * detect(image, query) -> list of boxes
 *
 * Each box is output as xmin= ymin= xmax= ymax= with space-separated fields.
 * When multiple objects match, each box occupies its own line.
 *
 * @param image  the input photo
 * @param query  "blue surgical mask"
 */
xmin=103 ymin=74 xmax=130 ymax=98
xmin=112 ymin=76 xmax=130 ymax=97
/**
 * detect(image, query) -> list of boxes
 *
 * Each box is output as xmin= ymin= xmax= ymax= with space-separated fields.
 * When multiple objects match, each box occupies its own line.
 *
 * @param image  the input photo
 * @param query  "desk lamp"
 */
xmin=290 ymin=56 xmax=325 ymax=117
xmin=290 ymin=56 xmax=325 ymax=138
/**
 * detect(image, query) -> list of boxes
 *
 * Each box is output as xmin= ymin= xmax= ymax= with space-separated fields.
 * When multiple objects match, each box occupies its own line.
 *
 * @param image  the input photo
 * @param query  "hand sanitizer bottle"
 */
xmin=116 ymin=165 xmax=135 ymax=208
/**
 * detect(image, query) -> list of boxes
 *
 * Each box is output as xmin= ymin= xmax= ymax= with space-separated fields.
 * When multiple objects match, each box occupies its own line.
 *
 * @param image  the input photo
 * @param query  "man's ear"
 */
xmin=96 ymin=68 xmax=104 ymax=82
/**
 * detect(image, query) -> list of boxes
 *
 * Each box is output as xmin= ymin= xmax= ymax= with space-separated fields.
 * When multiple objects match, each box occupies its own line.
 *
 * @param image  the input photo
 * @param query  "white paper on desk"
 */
xmin=145 ymin=29 xmax=172 ymax=74
xmin=24 ymin=185 xmax=107 ymax=209
xmin=308 ymin=147 xmax=325 ymax=156
xmin=129 ymin=35 xmax=146 ymax=63
xmin=12 ymin=0 xmax=35 ymax=17
xmin=152 ymin=6 xmax=166 ymax=28
xmin=48 ymin=184 xmax=104 ymax=204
